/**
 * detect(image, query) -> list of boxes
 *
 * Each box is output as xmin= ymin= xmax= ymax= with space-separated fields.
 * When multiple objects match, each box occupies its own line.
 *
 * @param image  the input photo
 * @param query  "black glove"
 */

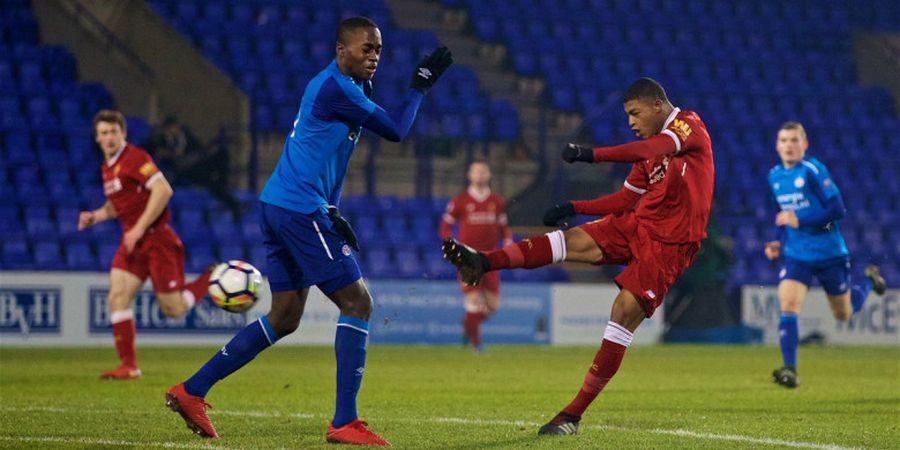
xmin=410 ymin=46 xmax=453 ymax=94
xmin=327 ymin=206 xmax=360 ymax=252
xmin=562 ymin=143 xmax=594 ymax=163
xmin=543 ymin=202 xmax=576 ymax=227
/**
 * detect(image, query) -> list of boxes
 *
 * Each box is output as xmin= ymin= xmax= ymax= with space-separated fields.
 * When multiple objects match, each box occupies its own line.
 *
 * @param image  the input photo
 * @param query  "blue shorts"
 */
xmin=260 ymin=202 xmax=362 ymax=294
xmin=779 ymin=256 xmax=851 ymax=295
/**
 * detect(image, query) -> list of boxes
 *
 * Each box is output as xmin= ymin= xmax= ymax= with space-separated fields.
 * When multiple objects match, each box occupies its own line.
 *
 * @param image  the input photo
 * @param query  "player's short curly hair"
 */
xmin=336 ymin=16 xmax=378 ymax=45
xmin=624 ymin=77 xmax=668 ymax=103
xmin=92 ymin=109 xmax=126 ymax=134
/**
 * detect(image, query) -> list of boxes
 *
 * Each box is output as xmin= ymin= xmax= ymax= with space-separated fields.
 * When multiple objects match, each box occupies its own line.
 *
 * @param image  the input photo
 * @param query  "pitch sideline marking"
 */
xmin=0 ymin=406 xmax=866 ymax=450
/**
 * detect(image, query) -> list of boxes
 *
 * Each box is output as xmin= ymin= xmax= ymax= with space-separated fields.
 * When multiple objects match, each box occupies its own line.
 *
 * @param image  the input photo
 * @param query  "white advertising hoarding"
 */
xmin=742 ymin=286 xmax=899 ymax=346
xmin=551 ymin=284 xmax=664 ymax=345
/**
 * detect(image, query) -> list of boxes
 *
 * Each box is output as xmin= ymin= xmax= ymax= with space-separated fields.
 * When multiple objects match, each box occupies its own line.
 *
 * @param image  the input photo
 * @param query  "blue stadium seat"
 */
xmin=33 ymin=238 xmax=65 ymax=270
xmin=64 ymin=241 xmax=98 ymax=271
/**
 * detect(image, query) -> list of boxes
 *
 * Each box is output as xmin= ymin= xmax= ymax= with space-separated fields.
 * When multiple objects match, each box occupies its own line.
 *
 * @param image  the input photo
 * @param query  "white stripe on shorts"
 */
xmin=312 ymin=220 xmax=334 ymax=260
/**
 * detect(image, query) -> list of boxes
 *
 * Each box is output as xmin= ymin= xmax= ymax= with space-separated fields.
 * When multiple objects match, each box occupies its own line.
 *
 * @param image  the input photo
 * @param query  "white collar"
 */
xmin=660 ymin=107 xmax=681 ymax=133
xmin=106 ymin=142 xmax=127 ymax=167
xmin=467 ymin=186 xmax=491 ymax=203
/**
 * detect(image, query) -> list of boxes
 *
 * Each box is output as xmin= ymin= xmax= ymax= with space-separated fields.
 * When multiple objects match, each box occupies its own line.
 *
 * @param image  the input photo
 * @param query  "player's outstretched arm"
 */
xmin=572 ymin=188 xmax=641 ymax=216
xmin=591 ymin=134 xmax=680 ymax=163
xmin=561 ymin=143 xmax=594 ymax=163
xmin=78 ymin=201 xmax=117 ymax=230
xmin=362 ymin=46 xmax=453 ymax=142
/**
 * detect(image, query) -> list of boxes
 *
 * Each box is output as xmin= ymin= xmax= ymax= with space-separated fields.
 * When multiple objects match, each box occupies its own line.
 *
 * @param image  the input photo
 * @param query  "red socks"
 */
xmin=464 ymin=312 xmax=483 ymax=347
xmin=111 ymin=312 xmax=137 ymax=369
xmin=185 ymin=268 xmax=213 ymax=303
xmin=486 ymin=233 xmax=557 ymax=270
xmin=562 ymin=327 xmax=631 ymax=417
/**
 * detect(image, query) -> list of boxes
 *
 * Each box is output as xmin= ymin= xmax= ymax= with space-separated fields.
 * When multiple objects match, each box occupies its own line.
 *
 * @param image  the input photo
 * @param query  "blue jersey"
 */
xmin=260 ymin=60 xmax=376 ymax=214
xmin=768 ymin=156 xmax=848 ymax=261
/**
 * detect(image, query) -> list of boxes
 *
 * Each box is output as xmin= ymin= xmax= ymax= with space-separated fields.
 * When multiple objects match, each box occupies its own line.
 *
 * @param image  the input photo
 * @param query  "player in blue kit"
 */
xmin=765 ymin=122 xmax=886 ymax=389
xmin=164 ymin=17 xmax=452 ymax=445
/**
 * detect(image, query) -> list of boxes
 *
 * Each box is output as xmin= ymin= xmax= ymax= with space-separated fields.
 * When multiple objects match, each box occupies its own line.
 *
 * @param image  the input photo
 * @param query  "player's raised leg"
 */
xmin=155 ymin=265 xmax=215 ymax=318
xmin=167 ymin=289 xmax=304 ymax=438
xmin=443 ymin=228 xmax=600 ymax=285
xmin=324 ymin=279 xmax=390 ymax=447
xmin=539 ymin=289 xmax=645 ymax=435
xmin=101 ymin=268 xmax=145 ymax=380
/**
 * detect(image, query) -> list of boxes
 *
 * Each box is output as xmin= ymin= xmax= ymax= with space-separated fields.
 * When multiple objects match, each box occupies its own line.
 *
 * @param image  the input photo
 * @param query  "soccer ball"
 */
xmin=208 ymin=260 xmax=262 ymax=313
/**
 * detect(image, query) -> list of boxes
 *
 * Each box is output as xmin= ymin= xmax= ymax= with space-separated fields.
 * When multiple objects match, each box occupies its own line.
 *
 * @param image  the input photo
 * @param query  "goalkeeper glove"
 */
xmin=410 ymin=46 xmax=453 ymax=94
xmin=327 ymin=206 xmax=360 ymax=252
xmin=543 ymin=202 xmax=576 ymax=228
xmin=562 ymin=143 xmax=594 ymax=163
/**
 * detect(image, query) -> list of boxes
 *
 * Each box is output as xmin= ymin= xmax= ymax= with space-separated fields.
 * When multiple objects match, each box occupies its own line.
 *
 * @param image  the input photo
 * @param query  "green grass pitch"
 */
xmin=0 ymin=345 xmax=897 ymax=449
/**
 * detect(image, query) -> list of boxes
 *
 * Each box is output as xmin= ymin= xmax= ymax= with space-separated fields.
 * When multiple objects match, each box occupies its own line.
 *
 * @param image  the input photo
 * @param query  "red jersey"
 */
xmin=440 ymin=188 xmax=512 ymax=252
xmin=101 ymin=143 xmax=170 ymax=232
xmin=620 ymin=109 xmax=714 ymax=243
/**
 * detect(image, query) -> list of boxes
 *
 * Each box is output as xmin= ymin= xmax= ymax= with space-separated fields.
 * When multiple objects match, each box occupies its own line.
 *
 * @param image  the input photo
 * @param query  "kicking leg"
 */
xmin=167 ymin=289 xmax=306 ymax=438
xmin=443 ymin=228 xmax=600 ymax=285
xmin=102 ymin=268 xmax=144 ymax=380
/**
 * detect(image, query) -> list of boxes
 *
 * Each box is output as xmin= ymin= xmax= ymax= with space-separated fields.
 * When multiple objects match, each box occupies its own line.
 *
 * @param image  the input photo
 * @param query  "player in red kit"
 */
xmin=439 ymin=160 xmax=512 ymax=352
xmin=443 ymin=78 xmax=714 ymax=435
xmin=79 ymin=110 xmax=213 ymax=380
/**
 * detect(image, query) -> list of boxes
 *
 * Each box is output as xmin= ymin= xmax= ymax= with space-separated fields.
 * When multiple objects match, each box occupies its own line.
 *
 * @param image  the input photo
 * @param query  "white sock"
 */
xmin=182 ymin=290 xmax=196 ymax=309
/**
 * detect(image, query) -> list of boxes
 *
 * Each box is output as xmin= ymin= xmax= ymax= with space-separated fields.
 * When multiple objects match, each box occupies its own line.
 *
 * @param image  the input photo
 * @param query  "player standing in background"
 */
xmin=79 ymin=109 xmax=213 ymax=380
xmin=440 ymin=160 xmax=512 ymax=352
xmin=765 ymin=122 xmax=886 ymax=389
xmin=165 ymin=17 xmax=452 ymax=445
xmin=444 ymin=78 xmax=714 ymax=435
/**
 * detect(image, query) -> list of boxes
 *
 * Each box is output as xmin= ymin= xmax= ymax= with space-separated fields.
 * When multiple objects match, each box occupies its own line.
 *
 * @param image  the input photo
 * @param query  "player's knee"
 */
xmin=268 ymin=308 xmax=303 ymax=336
xmin=833 ymin=309 xmax=852 ymax=321
xmin=160 ymin=301 xmax=187 ymax=318
xmin=342 ymin=294 xmax=373 ymax=319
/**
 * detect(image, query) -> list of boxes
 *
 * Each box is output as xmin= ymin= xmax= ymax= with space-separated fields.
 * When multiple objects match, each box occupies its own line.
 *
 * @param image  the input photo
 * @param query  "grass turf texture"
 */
xmin=0 ymin=345 xmax=897 ymax=449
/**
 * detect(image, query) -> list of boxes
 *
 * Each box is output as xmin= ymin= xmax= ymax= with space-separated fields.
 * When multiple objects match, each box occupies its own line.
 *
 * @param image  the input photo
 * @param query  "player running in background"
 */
xmin=165 ymin=17 xmax=452 ymax=445
xmin=79 ymin=109 xmax=213 ymax=380
xmin=765 ymin=122 xmax=886 ymax=389
xmin=440 ymin=160 xmax=512 ymax=352
xmin=444 ymin=78 xmax=714 ymax=435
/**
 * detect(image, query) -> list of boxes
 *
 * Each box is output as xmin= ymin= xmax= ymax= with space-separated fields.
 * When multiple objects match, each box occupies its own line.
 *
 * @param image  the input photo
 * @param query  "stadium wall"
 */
xmin=0 ymin=272 xmax=663 ymax=347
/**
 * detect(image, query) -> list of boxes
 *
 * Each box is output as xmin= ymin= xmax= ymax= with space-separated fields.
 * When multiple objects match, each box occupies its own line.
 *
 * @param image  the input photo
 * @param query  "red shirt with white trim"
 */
xmin=576 ymin=108 xmax=714 ymax=243
xmin=440 ymin=188 xmax=512 ymax=251
xmin=101 ymin=143 xmax=170 ymax=232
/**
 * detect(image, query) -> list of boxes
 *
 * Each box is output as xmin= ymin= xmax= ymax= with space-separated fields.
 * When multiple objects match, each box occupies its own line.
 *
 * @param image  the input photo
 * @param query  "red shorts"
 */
xmin=578 ymin=213 xmax=700 ymax=318
xmin=111 ymin=224 xmax=186 ymax=293
xmin=460 ymin=271 xmax=500 ymax=294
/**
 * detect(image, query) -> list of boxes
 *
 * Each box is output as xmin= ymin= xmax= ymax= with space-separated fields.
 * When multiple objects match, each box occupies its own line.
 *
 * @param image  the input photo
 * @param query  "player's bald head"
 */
xmin=623 ymin=78 xmax=669 ymax=104
xmin=336 ymin=16 xmax=378 ymax=45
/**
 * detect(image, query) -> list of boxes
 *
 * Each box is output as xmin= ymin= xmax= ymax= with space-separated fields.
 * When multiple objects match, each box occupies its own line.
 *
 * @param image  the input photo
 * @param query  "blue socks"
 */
xmin=850 ymin=278 xmax=873 ymax=313
xmin=184 ymin=316 xmax=279 ymax=398
xmin=778 ymin=313 xmax=798 ymax=369
xmin=332 ymin=315 xmax=369 ymax=428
